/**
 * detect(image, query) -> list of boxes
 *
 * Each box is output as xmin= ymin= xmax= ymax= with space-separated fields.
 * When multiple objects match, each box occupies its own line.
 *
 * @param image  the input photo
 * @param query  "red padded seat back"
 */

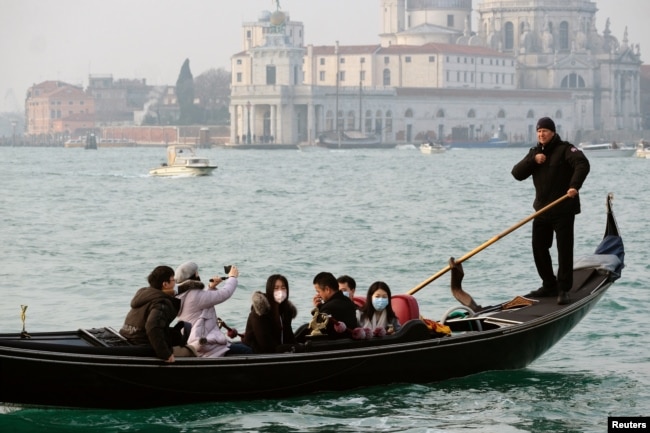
xmin=352 ymin=294 xmax=420 ymax=325
xmin=391 ymin=294 xmax=420 ymax=324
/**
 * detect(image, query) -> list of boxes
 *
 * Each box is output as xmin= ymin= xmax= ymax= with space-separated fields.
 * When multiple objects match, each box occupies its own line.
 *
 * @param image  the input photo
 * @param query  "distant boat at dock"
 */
xmin=579 ymin=142 xmax=635 ymax=157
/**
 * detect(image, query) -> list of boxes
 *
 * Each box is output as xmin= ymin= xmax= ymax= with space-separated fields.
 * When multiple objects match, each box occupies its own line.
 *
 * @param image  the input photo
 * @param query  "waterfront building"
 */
xmin=641 ymin=65 xmax=650 ymax=129
xmin=88 ymin=75 xmax=152 ymax=125
xmin=25 ymin=77 xmax=178 ymax=141
xmin=229 ymin=0 xmax=642 ymax=146
xmin=25 ymin=81 xmax=95 ymax=138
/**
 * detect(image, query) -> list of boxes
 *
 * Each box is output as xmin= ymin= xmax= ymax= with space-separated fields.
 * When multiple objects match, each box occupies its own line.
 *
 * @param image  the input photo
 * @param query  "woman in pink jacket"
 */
xmin=175 ymin=262 xmax=252 ymax=357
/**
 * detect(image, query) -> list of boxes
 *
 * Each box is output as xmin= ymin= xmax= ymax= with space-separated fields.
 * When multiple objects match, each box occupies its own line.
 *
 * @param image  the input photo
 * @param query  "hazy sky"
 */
xmin=1 ymin=0 xmax=647 ymax=112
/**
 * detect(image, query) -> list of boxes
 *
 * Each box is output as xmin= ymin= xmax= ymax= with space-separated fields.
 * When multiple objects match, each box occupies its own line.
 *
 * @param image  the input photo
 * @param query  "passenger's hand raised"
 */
xmin=208 ymin=276 xmax=223 ymax=289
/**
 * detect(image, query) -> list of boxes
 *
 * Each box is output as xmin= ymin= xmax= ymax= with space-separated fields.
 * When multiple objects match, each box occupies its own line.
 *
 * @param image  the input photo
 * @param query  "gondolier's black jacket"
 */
xmin=511 ymin=134 xmax=590 ymax=216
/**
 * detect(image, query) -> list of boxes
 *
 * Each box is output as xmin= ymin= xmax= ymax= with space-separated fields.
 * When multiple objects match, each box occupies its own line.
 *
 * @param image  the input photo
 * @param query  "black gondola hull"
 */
xmin=0 ymin=283 xmax=610 ymax=409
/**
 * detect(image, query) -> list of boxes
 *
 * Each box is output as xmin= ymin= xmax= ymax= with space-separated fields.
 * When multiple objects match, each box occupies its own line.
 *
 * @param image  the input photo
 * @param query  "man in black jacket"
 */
xmin=120 ymin=265 xmax=181 ymax=362
xmin=312 ymin=271 xmax=359 ymax=337
xmin=512 ymin=117 xmax=590 ymax=305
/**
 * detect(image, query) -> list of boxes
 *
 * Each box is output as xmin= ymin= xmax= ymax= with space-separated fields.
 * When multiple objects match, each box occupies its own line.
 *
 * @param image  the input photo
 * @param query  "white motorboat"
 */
xmin=636 ymin=140 xmax=650 ymax=159
xmin=149 ymin=145 xmax=217 ymax=176
xmin=578 ymin=142 xmax=635 ymax=157
xmin=419 ymin=142 xmax=447 ymax=154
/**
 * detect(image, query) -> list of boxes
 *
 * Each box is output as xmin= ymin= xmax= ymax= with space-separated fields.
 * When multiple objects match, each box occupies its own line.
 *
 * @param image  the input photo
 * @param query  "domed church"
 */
xmin=229 ymin=0 xmax=642 ymax=146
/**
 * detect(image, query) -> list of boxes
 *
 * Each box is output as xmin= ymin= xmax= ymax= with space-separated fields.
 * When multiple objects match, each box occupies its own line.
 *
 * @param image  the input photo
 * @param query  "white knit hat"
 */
xmin=175 ymin=261 xmax=198 ymax=284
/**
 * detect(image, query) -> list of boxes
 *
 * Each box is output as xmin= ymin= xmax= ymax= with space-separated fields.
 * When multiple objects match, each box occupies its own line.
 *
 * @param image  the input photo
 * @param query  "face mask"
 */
xmin=274 ymin=289 xmax=287 ymax=304
xmin=341 ymin=291 xmax=350 ymax=298
xmin=372 ymin=297 xmax=389 ymax=311
xmin=173 ymin=283 xmax=179 ymax=295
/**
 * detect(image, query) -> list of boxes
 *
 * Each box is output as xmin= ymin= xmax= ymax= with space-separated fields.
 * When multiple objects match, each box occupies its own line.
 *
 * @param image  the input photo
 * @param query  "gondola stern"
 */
xmin=594 ymin=193 xmax=625 ymax=280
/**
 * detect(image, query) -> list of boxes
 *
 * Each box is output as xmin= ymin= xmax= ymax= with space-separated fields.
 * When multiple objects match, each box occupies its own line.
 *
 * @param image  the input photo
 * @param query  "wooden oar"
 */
xmin=407 ymin=193 xmax=571 ymax=295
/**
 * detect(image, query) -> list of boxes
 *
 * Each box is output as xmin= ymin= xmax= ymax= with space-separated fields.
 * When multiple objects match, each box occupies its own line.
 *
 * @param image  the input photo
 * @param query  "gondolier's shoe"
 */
xmin=557 ymin=291 xmax=570 ymax=305
xmin=525 ymin=285 xmax=558 ymax=297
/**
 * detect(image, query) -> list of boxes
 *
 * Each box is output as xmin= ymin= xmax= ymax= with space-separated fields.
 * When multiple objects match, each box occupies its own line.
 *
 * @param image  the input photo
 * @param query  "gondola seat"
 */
xmin=391 ymin=294 xmax=420 ymax=324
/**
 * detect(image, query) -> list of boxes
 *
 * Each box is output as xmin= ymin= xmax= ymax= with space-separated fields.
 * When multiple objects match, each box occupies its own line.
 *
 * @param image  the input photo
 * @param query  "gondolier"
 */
xmin=511 ymin=116 xmax=590 ymax=305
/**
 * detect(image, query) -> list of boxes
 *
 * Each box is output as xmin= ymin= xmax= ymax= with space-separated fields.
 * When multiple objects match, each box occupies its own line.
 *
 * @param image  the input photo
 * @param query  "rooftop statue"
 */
xmin=269 ymin=0 xmax=286 ymax=31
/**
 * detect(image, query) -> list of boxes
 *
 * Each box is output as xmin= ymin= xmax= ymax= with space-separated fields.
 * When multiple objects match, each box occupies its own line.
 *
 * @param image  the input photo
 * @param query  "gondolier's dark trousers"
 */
xmin=532 ymin=213 xmax=575 ymax=292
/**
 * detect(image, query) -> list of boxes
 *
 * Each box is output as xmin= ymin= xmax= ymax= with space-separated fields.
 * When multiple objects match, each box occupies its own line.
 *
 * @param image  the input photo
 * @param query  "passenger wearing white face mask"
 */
xmin=337 ymin=275 xmax=357 ymax=300
xmin=243 ymin=274 xmax=297 ymax=353
xmin=358 ymin=281 xmax=401 ymax=335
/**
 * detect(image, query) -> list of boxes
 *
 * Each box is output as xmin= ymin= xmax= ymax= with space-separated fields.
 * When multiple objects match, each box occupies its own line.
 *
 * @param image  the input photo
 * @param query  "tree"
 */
xmin=194 ymin=68 xmax=231 ymax=125
xmin=175 ymin=58 xmax=195 ymax=124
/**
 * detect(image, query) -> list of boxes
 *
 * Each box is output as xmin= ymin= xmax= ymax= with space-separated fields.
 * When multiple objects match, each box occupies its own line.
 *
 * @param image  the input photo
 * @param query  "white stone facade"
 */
xmin=229 ymin=0 xmax=642 ymax=145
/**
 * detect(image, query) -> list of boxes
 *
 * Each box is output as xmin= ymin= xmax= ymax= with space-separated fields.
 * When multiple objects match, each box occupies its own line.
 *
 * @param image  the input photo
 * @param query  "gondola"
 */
xmin=0 ymin=194 xmax=624 ymax=409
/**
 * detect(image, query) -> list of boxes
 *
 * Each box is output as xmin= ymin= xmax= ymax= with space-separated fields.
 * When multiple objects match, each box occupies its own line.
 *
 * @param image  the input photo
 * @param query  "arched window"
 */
xmin=383 ymin=69 xmax=391 ymax=86
xmin=436 ymin=109 xmax=445 ymax=118
xmin=375 ymin=110 xmax=383 ymax=135
xmin=468 ymin=109 xmax=476 ymax=118
xmin=405 ymin=109 xmax=414 ymax=118
xmin=504 ymin=22 xmax=514 ymax=50
xmin=346 ymin=110 xmax=355 ymax=130
xmin=325 ymin=110 xmax=334 ymax=131
xmin=385 ymin=111 xmax=393 ymax=134
xmin=561 ymin=73 xmax=586 ymax=88
xmin=559 ymin=22 xmax=569 ymax=51
xmin=497 ymin=109 xmax=506 ymax=118
xmin=526 ymin=109 xmax=535 ymax=119
xmin=555 ymin=110 xmax=563 ymax=119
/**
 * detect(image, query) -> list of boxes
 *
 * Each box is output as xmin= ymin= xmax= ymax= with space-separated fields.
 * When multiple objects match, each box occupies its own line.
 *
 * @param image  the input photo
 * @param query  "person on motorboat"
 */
xmin=310 ymin=271 xmax=359 ymax=338
xmin=175 ymin=262 xmax=252 ymax=357
xmin=242 ymin=274 xmax=297 ymax=353
xmin=511 ymin=116 xmax=590 ymax=305
xmin=357 ymin=281 xmax=401 ymax=336
xmin=119 ymin=265 xmax=184 ymax=363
